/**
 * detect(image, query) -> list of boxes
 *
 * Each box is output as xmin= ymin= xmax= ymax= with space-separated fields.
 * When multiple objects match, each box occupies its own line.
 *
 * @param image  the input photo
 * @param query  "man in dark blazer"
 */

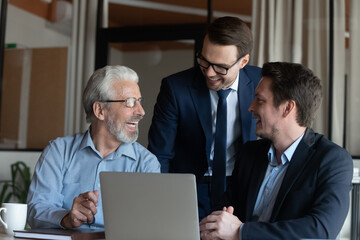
xmin=200 ymin=62 xmax=353 ymax=239
xmin=148 ymin=16 xmax=262 ymax=220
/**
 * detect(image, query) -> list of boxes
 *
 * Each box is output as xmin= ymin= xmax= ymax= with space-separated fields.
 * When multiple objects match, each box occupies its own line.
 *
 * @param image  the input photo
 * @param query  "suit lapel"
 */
xmin=238 ymin=69 xmax=256 ymax=142
xmin=245 ymin=141 xmax=270 ymax=220
xmin=270 ymin=129 xmax=316 ymax=220
xmin=189 ymin=71 xmax=212 ymax=162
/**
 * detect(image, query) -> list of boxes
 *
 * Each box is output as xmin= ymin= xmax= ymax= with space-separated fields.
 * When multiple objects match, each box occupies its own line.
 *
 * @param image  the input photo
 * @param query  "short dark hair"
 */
xmin=261 ymin=62 xmax=322 ymax=128
xmin=207 ymin=16 xmax=253 ymax=58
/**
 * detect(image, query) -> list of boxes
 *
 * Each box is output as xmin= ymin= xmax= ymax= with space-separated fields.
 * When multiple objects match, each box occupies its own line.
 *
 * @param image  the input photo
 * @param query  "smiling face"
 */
xmin=200 ymin=35 xmax=249 ymax=91
xmin=248 ymin=77 xmax=286 ymax=141
xmin=104 ymin=80 xmax=145 ymax=143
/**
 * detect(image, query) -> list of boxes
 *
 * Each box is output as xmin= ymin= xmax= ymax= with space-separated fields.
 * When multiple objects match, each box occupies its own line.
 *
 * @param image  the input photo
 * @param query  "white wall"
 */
xmin=0 ymin=151 xmax=41 ymax=180
xmin=5 ymin=4 xmax=71 ymax=48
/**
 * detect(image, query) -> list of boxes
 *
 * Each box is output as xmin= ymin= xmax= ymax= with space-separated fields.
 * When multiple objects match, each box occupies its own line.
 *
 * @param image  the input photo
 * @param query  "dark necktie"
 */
xmin=211 ymin=88 xmax=231 ymax=207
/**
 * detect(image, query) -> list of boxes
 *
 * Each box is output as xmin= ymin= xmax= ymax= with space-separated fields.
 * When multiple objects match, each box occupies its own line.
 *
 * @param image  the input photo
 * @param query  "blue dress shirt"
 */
xmin=27 ymin=129 xmax=160 ymax=229
xmin=251 ymin=134 xmax=304 ymax=222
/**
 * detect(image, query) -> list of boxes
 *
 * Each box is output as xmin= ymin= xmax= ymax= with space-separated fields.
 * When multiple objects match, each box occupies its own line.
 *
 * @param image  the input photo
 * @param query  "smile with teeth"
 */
xmin=208 ymin=77 xmax=221 ymax=81
xmin=253 ymin=116 xmax=261 ymax=126
xmin=126 ymin=121 xmax=139 ymax=130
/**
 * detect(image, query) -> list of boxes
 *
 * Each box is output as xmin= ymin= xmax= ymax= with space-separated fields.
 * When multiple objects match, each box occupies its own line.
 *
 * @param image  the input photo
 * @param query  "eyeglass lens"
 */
xmin=196 ymin=57 xmax=228 ymax=75
xmin=126 ymin=97 xmax=143 ymax=108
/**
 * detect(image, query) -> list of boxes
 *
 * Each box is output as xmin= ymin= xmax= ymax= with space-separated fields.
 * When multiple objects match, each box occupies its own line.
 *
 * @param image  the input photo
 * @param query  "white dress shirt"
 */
xmin=207 ymin=74 xmax=241 ymax=176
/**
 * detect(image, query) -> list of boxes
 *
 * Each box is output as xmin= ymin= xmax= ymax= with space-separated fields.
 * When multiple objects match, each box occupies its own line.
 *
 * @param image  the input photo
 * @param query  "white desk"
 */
xmin=0 ymin=228 xmax=105 ymax=240
xmin=0 ymin=232 xmax=105 ymax=240
xmin=0 ymin=232 xmax=26 ymax=240
xmin=0 ymin=233 xmax=13 ymax=240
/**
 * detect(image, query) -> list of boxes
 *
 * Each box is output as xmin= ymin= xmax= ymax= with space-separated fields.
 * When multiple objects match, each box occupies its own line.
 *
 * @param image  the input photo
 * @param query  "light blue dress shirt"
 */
xmin=252 ymin=134 xmax=304 ymax=222
xmin=27 ymin=129 xmax=160 ymax=229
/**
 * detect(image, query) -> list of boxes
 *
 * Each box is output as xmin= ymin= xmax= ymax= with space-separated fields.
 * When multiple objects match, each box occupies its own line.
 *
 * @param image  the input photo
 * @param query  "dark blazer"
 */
xmin=223 ymin=128 xmax=353 ymax=239
xmin=148 ymin=66 xmax=262 ymax=181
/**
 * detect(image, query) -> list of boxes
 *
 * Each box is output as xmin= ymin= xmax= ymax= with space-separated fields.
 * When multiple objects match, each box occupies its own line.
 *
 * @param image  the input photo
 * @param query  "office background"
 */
xmin=0 ymin=0 xmax=358 ymax=239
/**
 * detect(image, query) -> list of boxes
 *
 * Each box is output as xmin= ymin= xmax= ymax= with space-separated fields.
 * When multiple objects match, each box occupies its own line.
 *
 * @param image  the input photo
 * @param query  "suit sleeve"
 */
xmin=148 ymin=77 xmax=179 ymax=173
xmin=241 ymin=146 xmax=353 ymax=240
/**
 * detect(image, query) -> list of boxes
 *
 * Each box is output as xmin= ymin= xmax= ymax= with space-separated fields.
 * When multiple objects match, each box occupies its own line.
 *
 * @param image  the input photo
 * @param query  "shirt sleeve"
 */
xmin=239 ymin=223 xmax=244 ymax=240
xmin=135 ymin=143 xmax=161 ymax=173
xmin=26 ymin=141 xmax=69 ymax=228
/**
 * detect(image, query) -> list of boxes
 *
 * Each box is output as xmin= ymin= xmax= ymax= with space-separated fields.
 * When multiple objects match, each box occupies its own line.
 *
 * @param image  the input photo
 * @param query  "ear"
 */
xmin=239 ymin=54 xmax=250 ymax=68
xmin=283 ymin=100 xmax=296 ymax=118
xmin=93 ymin=102 xmax=106 ymax=121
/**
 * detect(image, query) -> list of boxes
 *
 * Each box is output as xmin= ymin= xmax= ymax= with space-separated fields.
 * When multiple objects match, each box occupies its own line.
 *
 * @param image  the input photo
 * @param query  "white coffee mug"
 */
xmin=0 ymin=203 xmax=27 ymax=235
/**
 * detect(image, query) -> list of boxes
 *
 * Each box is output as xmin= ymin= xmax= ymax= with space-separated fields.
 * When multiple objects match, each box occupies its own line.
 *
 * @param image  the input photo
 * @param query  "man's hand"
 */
xmin=199 ymin=206 xmax=242 ymax=240
xmin=61 ymin=190 xmax=99 ymax=229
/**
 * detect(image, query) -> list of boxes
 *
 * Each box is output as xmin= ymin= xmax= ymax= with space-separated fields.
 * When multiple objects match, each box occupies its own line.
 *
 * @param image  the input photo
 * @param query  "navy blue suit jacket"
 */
xmin=148 ymin=66 xmax=261 ymax=181
xmin=222 ymin=128 xmax=353 ymax=239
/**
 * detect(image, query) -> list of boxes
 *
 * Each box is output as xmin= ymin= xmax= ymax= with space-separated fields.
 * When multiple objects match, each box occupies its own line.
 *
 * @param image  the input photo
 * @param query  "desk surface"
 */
xmin=0 ymin=232 xmax=23 ymax=240
xmin=0 ymin=228 xmax=27 ymax=240
xmin=0 ymin=229 xmax=105 ymax=240
xmin=0 ymin=232 xmax=105 ymax=240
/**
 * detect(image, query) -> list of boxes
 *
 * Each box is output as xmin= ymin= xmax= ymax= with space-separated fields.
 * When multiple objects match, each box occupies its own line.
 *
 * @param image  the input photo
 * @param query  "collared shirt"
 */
xmin=251 ymin=134 xmax=304 ymax=222
xmin=207 ymin=73 xmax=241 ymax=176
xmin=27 ymin=129 xmax=160 ymax=229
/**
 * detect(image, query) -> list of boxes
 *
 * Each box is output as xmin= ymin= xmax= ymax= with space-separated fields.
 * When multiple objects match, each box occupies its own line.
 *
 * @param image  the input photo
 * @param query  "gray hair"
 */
xmin=82 ymin=65 xmax=139 ymax=123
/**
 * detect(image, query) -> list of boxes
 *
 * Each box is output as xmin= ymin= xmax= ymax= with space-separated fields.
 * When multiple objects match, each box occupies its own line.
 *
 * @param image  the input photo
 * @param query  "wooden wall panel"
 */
xmin=0 ymin=47 xmax=67 ymax=149
xmin=9 ymin=0 xmax=52 ymax=20
xmin=0 ymin=50 xmax=24 ymax=148
xmin=26 ymin=47 xmax=67 ymax=149
xmin=108 ymin=4 xmax=207 ymax=27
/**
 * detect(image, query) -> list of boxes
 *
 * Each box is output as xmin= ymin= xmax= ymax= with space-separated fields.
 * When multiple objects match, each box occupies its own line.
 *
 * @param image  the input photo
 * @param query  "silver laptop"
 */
xmin=100 ymin=172 xmax=200 ymax=240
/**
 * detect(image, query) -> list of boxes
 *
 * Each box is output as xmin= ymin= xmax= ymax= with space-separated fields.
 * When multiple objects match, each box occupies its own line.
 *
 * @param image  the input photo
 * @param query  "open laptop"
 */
xmin=100 ymin=172 xmax=200 ymax=240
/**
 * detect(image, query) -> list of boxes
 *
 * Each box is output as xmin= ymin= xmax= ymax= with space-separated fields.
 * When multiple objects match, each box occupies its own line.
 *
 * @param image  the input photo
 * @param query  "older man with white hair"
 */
xmin=27 ymin=65 xmax=160 ymax=229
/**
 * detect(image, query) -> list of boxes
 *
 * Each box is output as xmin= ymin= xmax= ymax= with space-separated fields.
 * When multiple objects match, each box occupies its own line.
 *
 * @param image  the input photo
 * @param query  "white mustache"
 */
xmin=127 ymin=116 xmax=143 ymax=123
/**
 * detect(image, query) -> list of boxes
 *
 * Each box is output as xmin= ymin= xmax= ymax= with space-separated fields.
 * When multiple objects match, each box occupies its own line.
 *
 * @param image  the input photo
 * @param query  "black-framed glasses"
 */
xmin=196 ymin=53 xmax=242 ymax=75
xmin=101 ymin=97 xmax=144 ymax=108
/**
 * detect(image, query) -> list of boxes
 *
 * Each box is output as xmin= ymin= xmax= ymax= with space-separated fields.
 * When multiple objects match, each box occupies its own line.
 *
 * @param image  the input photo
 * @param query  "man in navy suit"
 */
xmin=148 ymin=16 xmax=262 ymax=220
xmin=200 ymin=62 xmax=353 ymax=239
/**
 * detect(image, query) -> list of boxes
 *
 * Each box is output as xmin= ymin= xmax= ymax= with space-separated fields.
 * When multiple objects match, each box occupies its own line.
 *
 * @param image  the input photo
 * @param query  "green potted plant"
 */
xmin=0 ymin=161 xmax=31 ymax=205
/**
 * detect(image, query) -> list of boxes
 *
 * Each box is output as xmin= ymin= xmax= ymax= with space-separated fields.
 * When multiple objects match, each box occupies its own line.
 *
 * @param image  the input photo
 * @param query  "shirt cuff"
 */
xmin=55 ymin=209 xmax=71 ymax=228
xmin=239 ymin=223 xmax=245 ymax=240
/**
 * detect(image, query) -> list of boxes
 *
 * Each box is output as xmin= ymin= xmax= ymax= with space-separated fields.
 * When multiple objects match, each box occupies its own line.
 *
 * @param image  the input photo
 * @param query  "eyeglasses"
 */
xmin=196 ymin=53 xmax=242 ymax=75
xmin=101 ymin=97 xmax=144 ymax=108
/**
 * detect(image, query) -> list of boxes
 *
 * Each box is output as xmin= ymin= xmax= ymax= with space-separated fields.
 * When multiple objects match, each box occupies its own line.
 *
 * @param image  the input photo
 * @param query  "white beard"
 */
xmin=106 ymin=115 xmax=139 ymax=143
